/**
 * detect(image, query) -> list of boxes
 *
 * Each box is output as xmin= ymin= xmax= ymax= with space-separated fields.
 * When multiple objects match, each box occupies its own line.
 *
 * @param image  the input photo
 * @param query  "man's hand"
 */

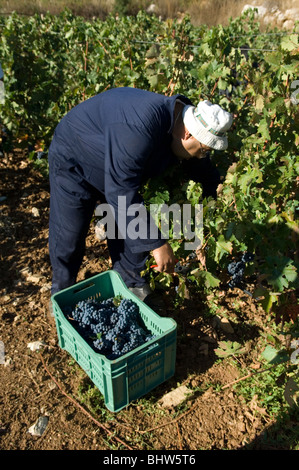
xmin=152 ymin=242 xmax=176 ymax=274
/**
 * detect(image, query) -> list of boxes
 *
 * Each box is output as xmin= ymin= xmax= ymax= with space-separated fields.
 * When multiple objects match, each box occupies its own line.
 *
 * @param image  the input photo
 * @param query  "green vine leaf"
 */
xmin=215 ymin=341 xmax=246 ymax=358
xmin=261 ymin=345 xmax=289 ymax=364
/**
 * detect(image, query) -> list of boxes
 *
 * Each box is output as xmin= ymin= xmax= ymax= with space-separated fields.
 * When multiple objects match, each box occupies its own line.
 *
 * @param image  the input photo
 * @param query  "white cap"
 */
xmin=183 ymin=100 xmax=233 ymax=150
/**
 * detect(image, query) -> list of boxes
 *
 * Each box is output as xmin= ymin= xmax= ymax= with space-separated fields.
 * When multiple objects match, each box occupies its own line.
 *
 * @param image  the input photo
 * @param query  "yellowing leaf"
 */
xmin=254 ymin=95 xmax=264 ymax=111
xmin=215 ymin=235 xmax=233 ymax=261
xmin=281 ymin=34 xmax=298 ymax=51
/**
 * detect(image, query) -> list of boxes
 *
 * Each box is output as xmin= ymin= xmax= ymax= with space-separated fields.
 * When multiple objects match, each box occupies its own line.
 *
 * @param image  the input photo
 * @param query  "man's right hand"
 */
xmin=152 ymin=242 xmax=176 ymax=274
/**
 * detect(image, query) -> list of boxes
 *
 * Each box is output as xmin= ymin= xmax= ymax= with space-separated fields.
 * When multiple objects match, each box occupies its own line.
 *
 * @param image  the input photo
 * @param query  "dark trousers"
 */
xmin=48 ymin=152 xmax=148 ymax=295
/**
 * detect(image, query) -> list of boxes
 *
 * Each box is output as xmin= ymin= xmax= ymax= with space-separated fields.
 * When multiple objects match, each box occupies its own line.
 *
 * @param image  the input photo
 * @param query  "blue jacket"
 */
xmin=49 ymin=87 xmax=220 ymax=253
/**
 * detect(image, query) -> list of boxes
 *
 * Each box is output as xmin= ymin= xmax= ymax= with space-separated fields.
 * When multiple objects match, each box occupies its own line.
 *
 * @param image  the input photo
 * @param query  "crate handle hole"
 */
xmin=73 ymin=282 xmax=95 ymax=294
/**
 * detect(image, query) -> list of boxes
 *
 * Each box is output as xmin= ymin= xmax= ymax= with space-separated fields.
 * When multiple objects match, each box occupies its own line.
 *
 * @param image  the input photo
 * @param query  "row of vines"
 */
xmin=0 ymin=9 xmax=298 ymax=332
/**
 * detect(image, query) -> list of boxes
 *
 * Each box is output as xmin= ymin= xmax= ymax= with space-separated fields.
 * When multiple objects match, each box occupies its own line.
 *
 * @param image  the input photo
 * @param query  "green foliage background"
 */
xmin=0 ymin=9 xmax=298 ymax=316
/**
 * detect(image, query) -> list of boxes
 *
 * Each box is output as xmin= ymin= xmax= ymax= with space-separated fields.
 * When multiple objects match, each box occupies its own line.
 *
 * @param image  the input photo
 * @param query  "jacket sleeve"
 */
xmin=104 ymin=122 xmax=166 ymax=254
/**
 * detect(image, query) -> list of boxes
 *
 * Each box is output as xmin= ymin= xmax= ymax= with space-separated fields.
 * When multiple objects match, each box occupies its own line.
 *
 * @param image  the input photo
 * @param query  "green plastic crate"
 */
xmin=51 ymin=270 xmax=177 ymax=412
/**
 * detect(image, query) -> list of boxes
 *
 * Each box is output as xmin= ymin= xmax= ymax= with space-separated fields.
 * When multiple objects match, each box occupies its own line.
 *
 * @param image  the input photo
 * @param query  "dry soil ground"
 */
xmin=0 ymin=149 xmax=297 ymax=451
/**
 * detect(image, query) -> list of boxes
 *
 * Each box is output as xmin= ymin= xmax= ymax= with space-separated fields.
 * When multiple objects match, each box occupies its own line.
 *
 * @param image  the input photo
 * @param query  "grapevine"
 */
xmin=64 ymin=297 xmax=156 ymax=359
xmin=0 ymin=9 xmax=298 ymax=317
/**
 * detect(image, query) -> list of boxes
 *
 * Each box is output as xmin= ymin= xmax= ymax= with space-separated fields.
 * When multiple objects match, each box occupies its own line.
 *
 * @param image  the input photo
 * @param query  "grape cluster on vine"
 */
xmin=227 ymin=252 xmax=255 ymax=288
xmin=64 ymin=297 xmax=156 ymax=359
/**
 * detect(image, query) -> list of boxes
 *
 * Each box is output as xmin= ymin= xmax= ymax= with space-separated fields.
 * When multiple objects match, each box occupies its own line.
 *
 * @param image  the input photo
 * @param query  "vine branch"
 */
xmin=39 ymin=353 xmax=134 ymax=451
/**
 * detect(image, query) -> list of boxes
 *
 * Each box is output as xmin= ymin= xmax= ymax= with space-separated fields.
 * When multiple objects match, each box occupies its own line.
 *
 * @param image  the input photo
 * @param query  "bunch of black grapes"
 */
xmin=227 ymin=252 xmax=255 ymax=288
xmin=64 ymin=297 xmax=155 ymax=359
